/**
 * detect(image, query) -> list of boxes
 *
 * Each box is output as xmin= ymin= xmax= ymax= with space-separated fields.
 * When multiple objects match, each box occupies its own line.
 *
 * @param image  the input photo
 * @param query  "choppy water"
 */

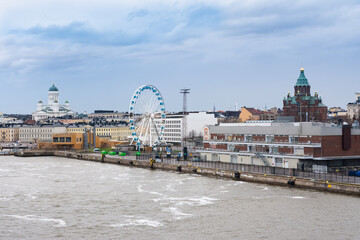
xmin=0 ymin=156 xmax=359 ymax=240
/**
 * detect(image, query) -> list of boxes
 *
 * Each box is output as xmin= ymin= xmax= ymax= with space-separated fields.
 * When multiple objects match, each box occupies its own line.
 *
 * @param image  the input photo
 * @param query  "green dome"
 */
xmin=49 ymin=84 xmax=59 ymax=91
xmin=295 ymin=68 xmax=309 ymax=86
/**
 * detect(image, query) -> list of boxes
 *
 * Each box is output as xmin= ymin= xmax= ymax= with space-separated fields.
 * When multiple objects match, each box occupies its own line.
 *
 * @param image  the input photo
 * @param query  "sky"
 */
xmin=0 ymin=0 xmax=360 ymax=114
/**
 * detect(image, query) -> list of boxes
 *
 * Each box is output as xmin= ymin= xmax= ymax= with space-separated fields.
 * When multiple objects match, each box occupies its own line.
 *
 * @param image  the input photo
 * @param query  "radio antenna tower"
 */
xmin=180 ymin=88 xmax=190 ymax=150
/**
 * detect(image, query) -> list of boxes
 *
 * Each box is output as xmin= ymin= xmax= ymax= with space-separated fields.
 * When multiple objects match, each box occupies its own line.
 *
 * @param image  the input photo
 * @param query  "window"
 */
xmin=53 ymin=137 xmax=59 ymax=142
xmin=245 ymin=135 xmax=252 ymax=142
xmin=60 ymin=137 xmax=65 ymax=142
xmin=266 ymin=135 xmax=274 ymax=143
xmin=271 ymin=147 xmax=279 ymax=154
xmin=289 ymin=135 xmax=299 ymax=143
xmin=66 ymin=137 xmax=71 ymax=142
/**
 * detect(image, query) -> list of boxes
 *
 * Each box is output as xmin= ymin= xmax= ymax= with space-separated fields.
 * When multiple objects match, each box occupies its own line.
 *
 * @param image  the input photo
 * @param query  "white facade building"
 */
xmin=19 ymin=125 xmax=66 ymax=142
xmin=153 ymin=112 xmax=218 ymax=144
xmin=32 ymin=84 xmax=76 ymax=121
xmin=348 ymin=92 xmax=360 ymax=120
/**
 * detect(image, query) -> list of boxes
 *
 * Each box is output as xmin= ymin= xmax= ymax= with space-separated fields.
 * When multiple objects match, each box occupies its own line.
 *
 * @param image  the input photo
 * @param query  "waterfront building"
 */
xmin=347 ymin=92 xmax=360 ymax=121
xmin=283 ymin=68 xmax=327 ymax=122
xmin=19 ymin=125 xmax=67 ymax=142
xmin=66 ymin=125 xmax=131 ymax=141
xmin=0 ymin=127 xmax=19 ymax=142
xmin=199 ymin=122 xmax=360 ymax=170
xmin=37 ymin=132 xmax=126 ymax=150
xmin=32 ymin=84 xmax=76 ymax=121
xmin=153 ymin=112 xmax=218 ymax=145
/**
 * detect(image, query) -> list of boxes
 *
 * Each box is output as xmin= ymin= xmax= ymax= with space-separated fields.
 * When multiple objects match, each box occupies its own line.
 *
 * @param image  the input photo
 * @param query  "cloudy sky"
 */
xmin=1 ymin=0 xmax=360 ymax=114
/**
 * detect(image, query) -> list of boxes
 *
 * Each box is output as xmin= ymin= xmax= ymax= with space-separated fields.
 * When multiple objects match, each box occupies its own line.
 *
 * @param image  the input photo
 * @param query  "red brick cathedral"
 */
xmin=283 ymin=67 xmax=327 ymax=122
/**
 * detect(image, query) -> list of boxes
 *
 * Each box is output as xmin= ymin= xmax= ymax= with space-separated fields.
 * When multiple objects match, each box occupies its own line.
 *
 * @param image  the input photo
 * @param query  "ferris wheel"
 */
xmin=129 ymin=85 xmax=166 ymax=148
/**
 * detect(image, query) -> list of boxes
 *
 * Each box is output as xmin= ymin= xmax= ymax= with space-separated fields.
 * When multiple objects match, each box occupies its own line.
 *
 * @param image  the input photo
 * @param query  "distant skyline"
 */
xmin=1 ymin=0 xmax=360 ymax=114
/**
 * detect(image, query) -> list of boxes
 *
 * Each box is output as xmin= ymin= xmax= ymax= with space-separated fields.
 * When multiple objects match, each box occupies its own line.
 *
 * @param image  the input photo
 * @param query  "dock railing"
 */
xmin=136 ymin=153 xmax=360 ymax=185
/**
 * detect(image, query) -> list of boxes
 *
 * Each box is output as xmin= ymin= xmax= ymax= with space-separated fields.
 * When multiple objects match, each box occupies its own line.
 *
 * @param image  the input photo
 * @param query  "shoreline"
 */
xmin=13 ymin=150 xmax=360 ymax=197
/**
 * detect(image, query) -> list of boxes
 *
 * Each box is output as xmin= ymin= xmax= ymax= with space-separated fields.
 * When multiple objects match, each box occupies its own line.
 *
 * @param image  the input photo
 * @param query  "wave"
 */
xmin=110 ymin=217 xmax=163 ymax=228
xmin=154 ymin=196 xmax=218 ymax=206
xmin=137 ymin=184 xmax=164 ymax=196
xmin=4 ymin=214 xmax=66 ymax=227
xmin=162 ymin=207 xmax=192 ymax=220
xmin=291 ymin=196 xmax=305 ymax=199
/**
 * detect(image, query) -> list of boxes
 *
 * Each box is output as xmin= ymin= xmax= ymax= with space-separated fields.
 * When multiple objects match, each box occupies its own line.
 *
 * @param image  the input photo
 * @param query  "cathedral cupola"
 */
xmin=49 ymin=84 xmax=59 ymax=92
xmin=294 ymin=67 xmax=310 ymax=96
xmin=48 ymin=83 xmax=59 ymax=104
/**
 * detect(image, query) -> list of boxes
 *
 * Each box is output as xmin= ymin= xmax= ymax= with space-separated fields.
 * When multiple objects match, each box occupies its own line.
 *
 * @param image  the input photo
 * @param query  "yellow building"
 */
xmin=239 ymin=107 xmax=261 ymax=122
xmin=0 ymin=127 xmax=19 ymax=142
xmin=66 ymin=125 xmax=131 ymax=141
xmin=38 ymin=132 xmax=127 ymax=150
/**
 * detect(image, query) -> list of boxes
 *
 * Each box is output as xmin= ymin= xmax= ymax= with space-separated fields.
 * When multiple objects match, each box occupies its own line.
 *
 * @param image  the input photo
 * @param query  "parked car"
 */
xmin=94 ymin=148 xmax=100 ymax=152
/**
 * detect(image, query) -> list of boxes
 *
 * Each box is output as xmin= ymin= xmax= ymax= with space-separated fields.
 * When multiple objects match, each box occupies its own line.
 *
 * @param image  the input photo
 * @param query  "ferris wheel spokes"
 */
xmin=129 ymin=85 xmax=166 ymax=148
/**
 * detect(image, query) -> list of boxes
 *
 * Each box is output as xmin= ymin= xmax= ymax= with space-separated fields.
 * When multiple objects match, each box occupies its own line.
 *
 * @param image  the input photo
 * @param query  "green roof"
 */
xmin=295 ymin=68 xmax=309 ymax=86
xmin=286 ymin=95 xmax=324 ymax=107
xmin=49 ymin=84 xmax=59 ymax=91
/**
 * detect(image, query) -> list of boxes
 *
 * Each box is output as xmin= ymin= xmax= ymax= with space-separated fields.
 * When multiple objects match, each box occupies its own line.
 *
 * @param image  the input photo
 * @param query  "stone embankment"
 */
xmin=14 ymin=150 xmax=360 ymax=196
xmin=14 ymin=150 xmax=55 ymax=157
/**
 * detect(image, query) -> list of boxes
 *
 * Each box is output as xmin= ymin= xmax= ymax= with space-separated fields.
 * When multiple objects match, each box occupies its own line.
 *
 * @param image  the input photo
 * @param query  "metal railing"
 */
xmin=135 ymin=154 xmax=360 ymax=185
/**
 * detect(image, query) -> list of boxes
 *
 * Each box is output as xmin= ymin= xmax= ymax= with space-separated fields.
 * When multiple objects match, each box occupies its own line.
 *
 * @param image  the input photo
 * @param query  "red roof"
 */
xmin=244 ymin=108 xmax=261 ymax=115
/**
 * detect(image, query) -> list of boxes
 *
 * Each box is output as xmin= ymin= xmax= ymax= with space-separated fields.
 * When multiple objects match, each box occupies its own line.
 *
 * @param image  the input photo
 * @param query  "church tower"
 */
xmin=48 ymin=84 xmax=59 ymax=104
xmin=294 ymin=67 xmax=311 ymax=96
xmin=283 ymin=67 xmax=328 ymax=122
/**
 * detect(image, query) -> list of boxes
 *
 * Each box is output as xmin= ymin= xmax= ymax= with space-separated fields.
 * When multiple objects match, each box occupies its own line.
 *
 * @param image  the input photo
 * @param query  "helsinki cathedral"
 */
xmin=32 ymin=84 xmax=76 ymax=121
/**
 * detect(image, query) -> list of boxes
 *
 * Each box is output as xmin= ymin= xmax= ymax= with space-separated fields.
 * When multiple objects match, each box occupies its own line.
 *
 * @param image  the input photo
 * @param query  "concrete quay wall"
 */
xmin=14 ymin=150 xmax=360 ymax=197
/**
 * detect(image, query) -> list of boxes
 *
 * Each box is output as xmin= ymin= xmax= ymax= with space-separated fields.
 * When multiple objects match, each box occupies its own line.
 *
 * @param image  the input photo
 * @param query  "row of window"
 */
xmin=20 ymin=129 xmax=52 ymax=133
xmin=164 ymin=129 xmax=181 ymax=132
xmin=20 ymin=135 xmax=52 ymax=138
xmin=53 ymin=137 xmax=72 ymax=143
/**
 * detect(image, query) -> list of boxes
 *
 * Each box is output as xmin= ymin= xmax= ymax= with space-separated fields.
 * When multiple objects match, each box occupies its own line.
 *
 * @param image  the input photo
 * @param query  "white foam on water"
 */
xmin=164 ymin=196 xmax=219 ymax=206
xmin=165 ymin=184 xmax=176 ymax=192
xmin=4 ymin=215 xmax=66 ymax=227
xmin=162 ymin=207 xmax=192 ymax=220
xmin=110 ymin=217 xmax=163 ymax=228
xmin=112 ymin=176 xmax=130 ymax=181
xmin=262 ymin=187 xmax=269 ymax=190
xmin=137 ymin=184 xmax=144 ymax=192
xmin=185 ymin=177 xmax=196 ymax=180
xmin=291 ymin=196 xmax=305 ymax=199
xmin=233 ymin=181 xmax=246 ymax=185
xmin=149 ymin=191 xmax=164 ymax=196
xmin=137 ymin=184 xmax=164 ymax=196
xmin=0 ymin=196 xmax=12 ymax=201
xmin=252 ymin=196 xmax=272 ymax=200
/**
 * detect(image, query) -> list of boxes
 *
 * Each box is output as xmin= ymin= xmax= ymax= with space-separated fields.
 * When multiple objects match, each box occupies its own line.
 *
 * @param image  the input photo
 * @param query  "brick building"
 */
xmin=347 ymin=92 xmax=360 ymax=121
xmin=199 ymin=122 xmax=360 ymax=170
xmin=283 ymin=68 xmax=327 ymax=122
